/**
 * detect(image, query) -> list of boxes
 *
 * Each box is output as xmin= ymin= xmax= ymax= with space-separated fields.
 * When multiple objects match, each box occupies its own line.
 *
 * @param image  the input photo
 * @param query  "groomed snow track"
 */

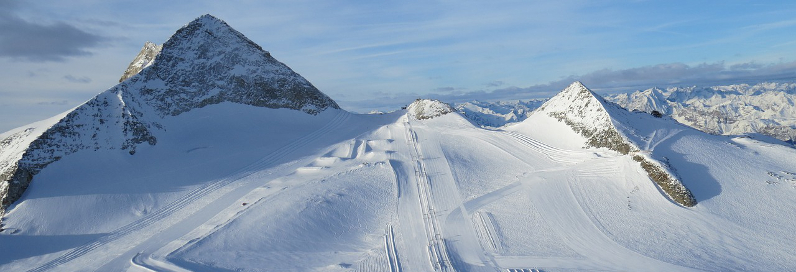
xmin=403 ymin=119 xmax=455 ymax=271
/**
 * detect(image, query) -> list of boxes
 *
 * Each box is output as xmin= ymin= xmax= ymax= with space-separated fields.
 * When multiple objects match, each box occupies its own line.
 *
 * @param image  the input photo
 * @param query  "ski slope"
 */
xmin=2 ymin=102 xmax=796 ymax=271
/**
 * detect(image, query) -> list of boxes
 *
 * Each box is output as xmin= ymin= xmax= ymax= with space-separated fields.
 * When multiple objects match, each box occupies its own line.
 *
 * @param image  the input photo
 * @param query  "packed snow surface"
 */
xmin=2 ymin=93 xmax=796 ymax=271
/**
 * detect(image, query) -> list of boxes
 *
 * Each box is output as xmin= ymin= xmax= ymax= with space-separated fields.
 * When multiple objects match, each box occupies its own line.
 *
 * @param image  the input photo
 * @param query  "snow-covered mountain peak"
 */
xmin=610 ymin=87 xmax=670 ymax=114
xmin=407 ymin=99 xmax=455 ymax=120
xmin=162 ymin=14 xmax=260 ymax=56
xmin=130 ymin=14 xmax=339 ymax=116
xmin=0 ymin=14 xmax=340 ymax=219
xmin=517 ymin=82 xmax=696 ymax=206
xmin=537 ymin=81 xmax=615 ymax=135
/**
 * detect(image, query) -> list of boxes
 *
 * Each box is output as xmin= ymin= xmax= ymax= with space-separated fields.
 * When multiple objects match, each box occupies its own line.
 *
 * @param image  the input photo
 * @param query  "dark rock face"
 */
xmin=0 ymin=14 xmax=340 ymax=218
xmin=135 ymin=14 xmax=339 ymax=116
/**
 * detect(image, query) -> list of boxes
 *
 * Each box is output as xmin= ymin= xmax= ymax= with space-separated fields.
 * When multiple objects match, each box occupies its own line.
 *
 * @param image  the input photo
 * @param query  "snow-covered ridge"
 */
xmin=606 ymin=82 xmax=796 ymax=143
xmin=0 ymin=14 xmax=341 ymax=218
xmin=407 ymin=99 xmax=455 ymax=120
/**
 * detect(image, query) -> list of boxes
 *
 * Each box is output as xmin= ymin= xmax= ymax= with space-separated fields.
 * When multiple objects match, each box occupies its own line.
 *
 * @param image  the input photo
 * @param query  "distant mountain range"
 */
xmin=453 ymin=82 xmax=796 ymax=145
xmin=605 ymin=83 xmax=796 ymax=144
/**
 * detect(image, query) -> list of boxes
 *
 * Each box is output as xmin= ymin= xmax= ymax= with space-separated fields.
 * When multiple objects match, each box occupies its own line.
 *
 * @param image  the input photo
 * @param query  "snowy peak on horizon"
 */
xmin=455 ymin=99 xmax=545 ymax=128
xmin=606 ymin=82 xmax=796 ymax=143
xmin=608 ymin=87 xmax=670 ymax=114
xmin=536 ymin=82 xmax=617 ymax=136
xmin=407 ymin=99 xmax=455 ymax=120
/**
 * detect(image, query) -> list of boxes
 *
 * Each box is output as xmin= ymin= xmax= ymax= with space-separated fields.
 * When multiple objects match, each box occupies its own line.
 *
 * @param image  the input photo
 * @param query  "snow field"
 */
xmin=3 ymin=105 xmax=796 ymax=271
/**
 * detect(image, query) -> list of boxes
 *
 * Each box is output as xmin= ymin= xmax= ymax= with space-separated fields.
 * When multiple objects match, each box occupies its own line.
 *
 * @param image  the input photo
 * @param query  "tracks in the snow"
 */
xmin=502 ymin=131 xmax=589 ymax=164
xmin=384 ymin=224 xmax=402 ymax=272
xmin=403 ymin=119 xmax=455 ymax=271
xmin=26 ymin=111 xmax=351 ymax=272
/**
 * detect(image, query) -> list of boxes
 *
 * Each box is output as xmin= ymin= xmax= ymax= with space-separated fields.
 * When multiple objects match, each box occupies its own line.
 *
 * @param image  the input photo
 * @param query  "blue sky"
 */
xmin=2 ymin=0 xmax=796 ymax=132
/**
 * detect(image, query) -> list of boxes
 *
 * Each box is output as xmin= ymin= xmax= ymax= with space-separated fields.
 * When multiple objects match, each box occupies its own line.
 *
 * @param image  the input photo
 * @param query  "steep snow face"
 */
xmin=0 ymin=14 xmax=341 ymax=217
xmin=406 ymin=99 xmax=455 ymax=120
xmin=606 ymin=82 xmax=796 ymax=143
xmin=119 ymin=42 xmax=162 ymax=82
xmin=456 ymin=99 xmax=545 ymax=128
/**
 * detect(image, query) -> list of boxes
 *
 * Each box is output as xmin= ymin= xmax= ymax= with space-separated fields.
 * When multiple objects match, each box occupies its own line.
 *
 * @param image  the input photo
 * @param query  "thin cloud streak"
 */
xmin=63 ymin=75 xmax=91 ymax=83
xmin=337 ymin=60 xmax=796 ymax=113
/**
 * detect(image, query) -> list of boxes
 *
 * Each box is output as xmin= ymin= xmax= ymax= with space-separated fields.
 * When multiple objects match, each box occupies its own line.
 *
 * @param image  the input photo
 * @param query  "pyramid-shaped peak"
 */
xmin=539 ymin=81 xmax=606 ymax=113
xmin=184 ymin=14 xmax=232 ymax=32
xmin=565 ymin=81 xmax=588 ymax=91
xmin=129 ymin=14 xmax=339 ymax=116
xmin=535 ymin=81 xmax=614 ymax=137
xmin=557 ymin=81 xmax=600 ymax=101
xmin=196 ymin=13 xmax=223 ymax=22
xmin=163 ymin=14 xmax=260 ymax=51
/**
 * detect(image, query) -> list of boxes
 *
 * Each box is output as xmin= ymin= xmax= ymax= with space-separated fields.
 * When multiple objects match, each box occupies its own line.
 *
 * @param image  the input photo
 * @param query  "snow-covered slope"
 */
xmin=3 ymin=77 xmax=796 ymax=271
xmin=0 ymin=14 xmax=338 ymax=218
xmin=3 ymin=15 xmax=796 ymax=272
xmin=607 ymin=82 xmax=796 ymax=143
xmin=455 ymin=99 xmax=545 ymax=128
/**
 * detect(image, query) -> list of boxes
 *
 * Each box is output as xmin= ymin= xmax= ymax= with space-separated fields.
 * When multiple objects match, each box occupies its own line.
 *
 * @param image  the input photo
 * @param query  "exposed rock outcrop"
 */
xmin=119 ymin=41 xmax=162 ymax=82
xmin=407 ymin=99 xmax=455 ymax=120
